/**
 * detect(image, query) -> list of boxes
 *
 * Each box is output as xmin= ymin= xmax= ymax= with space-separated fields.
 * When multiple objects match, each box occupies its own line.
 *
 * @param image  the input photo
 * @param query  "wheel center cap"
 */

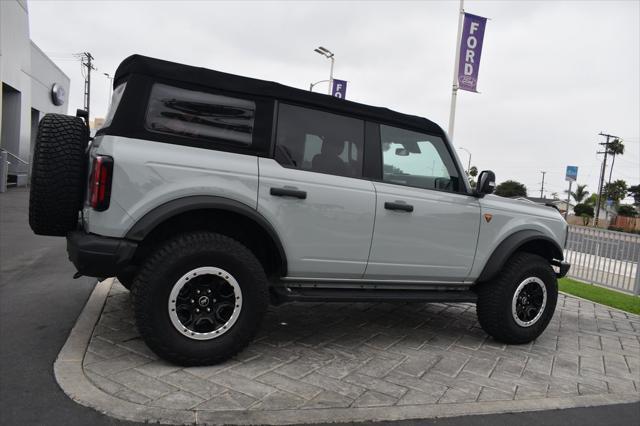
xmin=198 ymin=296 xmax=210 ymax=307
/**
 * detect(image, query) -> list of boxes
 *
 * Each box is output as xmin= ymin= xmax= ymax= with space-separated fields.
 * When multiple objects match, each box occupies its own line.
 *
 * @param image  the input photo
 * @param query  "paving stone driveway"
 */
xmin=83 ymin=282 xmax=640 ymax=419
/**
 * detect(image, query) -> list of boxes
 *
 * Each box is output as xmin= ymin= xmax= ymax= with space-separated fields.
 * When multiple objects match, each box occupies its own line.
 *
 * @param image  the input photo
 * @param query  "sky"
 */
xmin=28 ymin=0 xmax=639 ymax=203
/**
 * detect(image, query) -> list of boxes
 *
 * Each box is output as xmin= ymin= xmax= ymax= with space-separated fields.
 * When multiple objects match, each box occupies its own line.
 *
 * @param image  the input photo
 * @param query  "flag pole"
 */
xmin=448 ymin=0 xmax=465 ymax=141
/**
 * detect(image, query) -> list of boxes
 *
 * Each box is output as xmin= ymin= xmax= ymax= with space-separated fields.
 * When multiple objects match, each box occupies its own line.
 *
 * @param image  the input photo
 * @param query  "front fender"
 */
xmin=476 ymin=230 xmax=563 ymax=282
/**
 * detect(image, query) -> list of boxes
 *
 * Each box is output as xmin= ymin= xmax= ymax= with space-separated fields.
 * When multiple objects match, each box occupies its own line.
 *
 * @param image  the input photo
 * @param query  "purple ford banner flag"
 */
xmin=331 ymin=79 xmax=347 ymax=99
xmin=458 ymin=12 xmax=487 ymax=92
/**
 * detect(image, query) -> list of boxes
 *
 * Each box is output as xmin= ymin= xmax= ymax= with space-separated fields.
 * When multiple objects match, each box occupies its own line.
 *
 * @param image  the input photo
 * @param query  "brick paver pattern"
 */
xmin=83 ymin=282 xmax=640 ymax=412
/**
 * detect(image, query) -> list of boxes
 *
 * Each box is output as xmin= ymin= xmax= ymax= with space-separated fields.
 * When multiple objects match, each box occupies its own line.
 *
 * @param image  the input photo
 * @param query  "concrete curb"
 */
xmin=559 ymin=290 xmax=640 ymax=317
xmin=54 ymin=279 xmax=640 ymax=425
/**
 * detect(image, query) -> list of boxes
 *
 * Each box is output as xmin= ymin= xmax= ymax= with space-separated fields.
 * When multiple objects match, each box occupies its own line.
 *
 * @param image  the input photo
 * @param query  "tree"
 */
xmin=551 ymin=192 xmax=559 ymax=200
xmin=495 ymin=180 xmax=527 ymax=197
xmin=603 ymin=179 xmax=628 ymax=206
xmin=585 ymin=193 xmax=597 ymax=206
xmin=628 ymin=184 xmax=640 ymax=207
xmin=617 ymin=205 xmax=638 ymax=217
xmin=466 ymin=166 xmax=478 ymax=188
xmin=567 ymin=183 xmax=589 ymax=204
xmin=607 ymin=139 xmax=625 ymax=184
xmin=574 ymin=203 xmax=594 ymax=225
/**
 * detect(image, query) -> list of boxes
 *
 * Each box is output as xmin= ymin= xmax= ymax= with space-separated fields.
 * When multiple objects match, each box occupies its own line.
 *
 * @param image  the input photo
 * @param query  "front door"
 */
xmin=258 ymin=103 xmax=376 ymax=279
xmin=364 ymin=124 xmax=481 ymax=282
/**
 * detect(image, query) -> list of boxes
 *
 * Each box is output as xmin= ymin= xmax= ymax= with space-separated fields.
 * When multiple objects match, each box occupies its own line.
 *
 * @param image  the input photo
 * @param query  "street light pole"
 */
xmin=309 ymin=79 xmax=330 ymax=92
xmin=328 ymin=55 xmax=334 ymax=95
xmin=457 ymin=147 xmax=471 ymax=175
xmin=448 ymin=0 xmax=465 ymax=141
xmin=314 ymin=46 xmax=335 ymax=95
xmin=103 ymin=72 xmax=114 ymax=112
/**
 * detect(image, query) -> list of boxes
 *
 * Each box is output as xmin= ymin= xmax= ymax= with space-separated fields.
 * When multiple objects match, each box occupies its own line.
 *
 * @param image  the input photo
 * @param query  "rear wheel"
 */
xmin=132 ymin=232 xmax=268 ymax=365
xmin=116 ymin=269 xmax=136 ymax=291
xmin=29 ymin=114 xmax=88 ymax=236
xmin=475 ymin=252 xmax=558 ymax=344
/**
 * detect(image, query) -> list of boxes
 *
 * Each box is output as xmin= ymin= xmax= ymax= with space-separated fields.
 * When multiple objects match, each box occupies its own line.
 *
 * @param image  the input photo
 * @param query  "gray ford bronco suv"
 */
xmin=29 ymin=55 xmax=569 ymax=366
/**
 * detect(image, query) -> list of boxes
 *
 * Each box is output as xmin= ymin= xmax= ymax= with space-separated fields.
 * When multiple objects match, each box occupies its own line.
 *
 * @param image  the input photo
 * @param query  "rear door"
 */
xmin=257 ymin=103 xmax=376 ymax=279
xmin=364 ymin=124 xmax=481 ymax=282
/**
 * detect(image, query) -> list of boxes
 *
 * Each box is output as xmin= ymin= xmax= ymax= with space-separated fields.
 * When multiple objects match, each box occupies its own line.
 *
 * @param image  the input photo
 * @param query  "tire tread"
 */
xmin=132 ymin=231 xmax=268 ymax=366
xmin=29 ymin=114 xmax=88 ymax=236
xmin=476 ymin=252 xmax=557 ymax=344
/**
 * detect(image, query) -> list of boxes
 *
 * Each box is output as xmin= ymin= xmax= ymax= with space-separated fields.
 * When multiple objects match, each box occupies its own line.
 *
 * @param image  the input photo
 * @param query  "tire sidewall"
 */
xmin=497 ymin=261 xmax=558 ymax=342
xmin=136 ymin=237 xmax=266 ymax=361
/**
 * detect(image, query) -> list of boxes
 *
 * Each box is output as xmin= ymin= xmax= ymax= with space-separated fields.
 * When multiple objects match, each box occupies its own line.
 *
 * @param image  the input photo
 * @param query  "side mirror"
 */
xmin=476 ymin=170 xmax=496 ymax=197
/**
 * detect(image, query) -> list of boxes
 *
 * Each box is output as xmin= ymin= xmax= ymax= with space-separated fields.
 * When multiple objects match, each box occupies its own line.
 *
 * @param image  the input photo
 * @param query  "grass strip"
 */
xmin=559 ymin=277 xmax=640 ymax=315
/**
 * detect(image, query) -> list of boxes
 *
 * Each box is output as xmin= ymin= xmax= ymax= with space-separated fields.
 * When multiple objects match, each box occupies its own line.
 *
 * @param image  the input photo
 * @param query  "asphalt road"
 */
xmin=0 ymin=187 xmax=638 ymax=425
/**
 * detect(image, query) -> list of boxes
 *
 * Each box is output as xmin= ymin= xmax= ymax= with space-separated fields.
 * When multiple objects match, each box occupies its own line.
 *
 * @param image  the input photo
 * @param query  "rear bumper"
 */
xmin=66 ymin=230 xmax=137 ymax=278
xmin=551 ymin=259 xmax=571 ymax=278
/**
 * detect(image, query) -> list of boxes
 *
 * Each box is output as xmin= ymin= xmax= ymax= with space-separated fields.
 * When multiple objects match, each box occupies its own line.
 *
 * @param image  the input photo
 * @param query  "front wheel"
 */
xmin=132 ymin=232 xmax=268 ymax=365
xmin=475 ymin=252 xmax=558 ymax=344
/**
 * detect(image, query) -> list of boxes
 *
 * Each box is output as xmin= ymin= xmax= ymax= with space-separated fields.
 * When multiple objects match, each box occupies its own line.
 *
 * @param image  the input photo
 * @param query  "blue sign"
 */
xmin=331 ymin=79 xmax=347 ymax=99
xmin=565 ymin=165 xmax=578 ymax=182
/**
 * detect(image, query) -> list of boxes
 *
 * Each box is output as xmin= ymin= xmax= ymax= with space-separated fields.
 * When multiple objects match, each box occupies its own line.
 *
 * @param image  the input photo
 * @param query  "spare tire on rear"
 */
xmin=29 ymin=114 xmax=89 ymax=236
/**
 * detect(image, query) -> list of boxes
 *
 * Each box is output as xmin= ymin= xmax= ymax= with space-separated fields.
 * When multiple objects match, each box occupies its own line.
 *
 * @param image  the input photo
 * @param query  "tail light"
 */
xmin=89 ymin=155 xmax=113 ymax=211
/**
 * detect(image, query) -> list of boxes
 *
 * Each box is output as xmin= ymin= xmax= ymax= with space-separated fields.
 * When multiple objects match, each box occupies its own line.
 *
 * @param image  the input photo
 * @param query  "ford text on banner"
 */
xmin=331 ymin=79 xmax=347 ymax=99
xmin=458 ymin=13 xmax=487 ymax=92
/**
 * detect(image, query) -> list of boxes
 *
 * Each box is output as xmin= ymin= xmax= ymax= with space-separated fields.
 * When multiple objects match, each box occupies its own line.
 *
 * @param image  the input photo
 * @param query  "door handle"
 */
xmin=384 ymin=201 xmax=413 ymax=212
xmin=270 ymin=187 xmax=307 ymax=199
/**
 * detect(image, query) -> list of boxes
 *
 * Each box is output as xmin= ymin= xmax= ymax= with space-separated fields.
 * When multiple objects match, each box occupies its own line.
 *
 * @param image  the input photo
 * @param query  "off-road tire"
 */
xmin=132 ymin=231 xmax=268 ymax=366
xmin=29 ymin=114 xmax=88 ymax=236
xmin=116 ymin=270 xmax=136 ymax=291
xmin=475 ymin=252 xmax=558 ymax=344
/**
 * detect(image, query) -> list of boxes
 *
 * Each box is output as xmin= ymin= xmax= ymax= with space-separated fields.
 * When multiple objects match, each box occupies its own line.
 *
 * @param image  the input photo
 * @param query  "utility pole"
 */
xmin=594 ymin=132 xmax=620 ymax=227
xmin=79 ymin=52 xmax=96 ymax=120
xmin=540 ymin=171 xmax=546 ymax=199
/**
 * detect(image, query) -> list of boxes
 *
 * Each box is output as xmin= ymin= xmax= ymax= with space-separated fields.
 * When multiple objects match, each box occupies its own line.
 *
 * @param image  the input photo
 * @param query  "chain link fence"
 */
xmin=564 ymin=225 xmax=640 ymax=295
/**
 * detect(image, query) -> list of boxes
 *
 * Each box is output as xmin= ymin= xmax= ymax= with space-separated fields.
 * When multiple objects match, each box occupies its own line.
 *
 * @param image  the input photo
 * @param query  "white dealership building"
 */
xmin=1 ymin=0 xmax=70 ymax=187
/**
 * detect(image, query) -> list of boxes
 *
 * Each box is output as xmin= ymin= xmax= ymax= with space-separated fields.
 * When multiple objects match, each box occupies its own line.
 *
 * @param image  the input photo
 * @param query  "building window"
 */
xmin=145 ymin=83 xmax=255 ymax=145
xmin=275 ymin=103 xmax=364 ymax=178
xmin=380 ymin=124 xmax=461 ymax=192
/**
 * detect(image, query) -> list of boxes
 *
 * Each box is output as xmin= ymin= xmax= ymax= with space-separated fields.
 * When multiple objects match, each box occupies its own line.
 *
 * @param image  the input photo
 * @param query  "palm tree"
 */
xmin=607 ymin=139 xmax=625 ymax=185
xmin=568 ymin=184 xmax=589 ymax=204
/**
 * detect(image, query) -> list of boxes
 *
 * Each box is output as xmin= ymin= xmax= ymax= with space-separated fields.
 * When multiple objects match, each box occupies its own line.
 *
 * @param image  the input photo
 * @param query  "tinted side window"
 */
xmin=275 ymin=103 xmax=364 ymax=178
xmin=380 ymin=125 xmax=461 ymax=192
xmin=145 ymin=83 xmax=255 ymax=146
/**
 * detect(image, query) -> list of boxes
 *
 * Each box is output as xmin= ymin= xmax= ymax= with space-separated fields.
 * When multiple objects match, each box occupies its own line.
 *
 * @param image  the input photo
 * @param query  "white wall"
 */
xmin=0 ymin=0 xmax=70 ymax=182
xmin=0 ymin=0 xmax=32 ymax=172
xmin=30 ymin=41 xmax=69 ymax=114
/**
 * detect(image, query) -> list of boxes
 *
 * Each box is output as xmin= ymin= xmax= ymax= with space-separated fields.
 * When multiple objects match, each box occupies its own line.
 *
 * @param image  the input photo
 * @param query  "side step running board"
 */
xmin=272 ymin=287 xmax=477 ymax=304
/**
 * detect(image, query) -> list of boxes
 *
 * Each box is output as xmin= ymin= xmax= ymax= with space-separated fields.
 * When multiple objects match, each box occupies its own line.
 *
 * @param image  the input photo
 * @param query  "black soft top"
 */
xmin=114 ymin=54 xmax=443 ymax=135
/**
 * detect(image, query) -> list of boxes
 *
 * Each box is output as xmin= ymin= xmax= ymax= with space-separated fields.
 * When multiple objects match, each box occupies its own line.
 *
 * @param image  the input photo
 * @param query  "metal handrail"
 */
xmin=1 ymin=149 xmax=29 ymax=165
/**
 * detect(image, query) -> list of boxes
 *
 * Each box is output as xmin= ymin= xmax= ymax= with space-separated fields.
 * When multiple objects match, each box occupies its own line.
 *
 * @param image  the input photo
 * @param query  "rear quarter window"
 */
xmin=102 ymin=83 xmax=127 ymax=128
xmin=145 ymin=83 xmax=256 ymax=146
